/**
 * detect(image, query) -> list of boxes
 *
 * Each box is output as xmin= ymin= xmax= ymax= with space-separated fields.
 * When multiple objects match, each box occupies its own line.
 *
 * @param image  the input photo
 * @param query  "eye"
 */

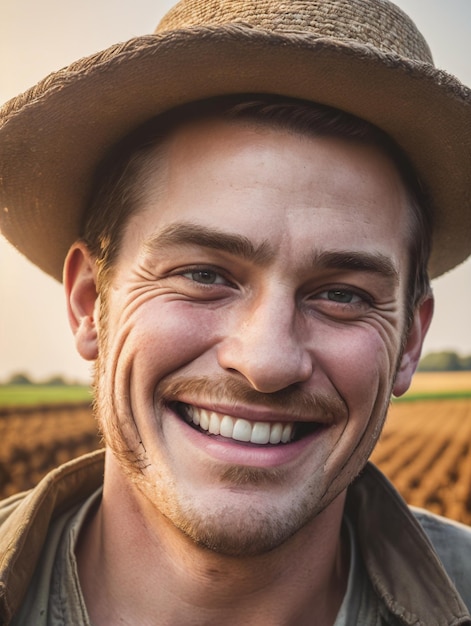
xmin=321 ymin=289 xmax=363 ymax=304
xmin=310 ymin=286 xmax=372 ymax=310
xmin=181 ymin=269 xmax=229 ymax=285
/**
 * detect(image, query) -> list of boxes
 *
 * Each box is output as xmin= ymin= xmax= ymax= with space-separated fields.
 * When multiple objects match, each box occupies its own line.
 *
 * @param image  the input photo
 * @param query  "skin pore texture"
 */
xmin=65 ymin=118 xmax=433 ymax=625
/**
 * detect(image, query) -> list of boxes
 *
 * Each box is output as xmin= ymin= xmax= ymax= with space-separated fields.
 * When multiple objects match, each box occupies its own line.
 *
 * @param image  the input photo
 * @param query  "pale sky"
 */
xmin=1 ymin=0 xmax=470 ymax=384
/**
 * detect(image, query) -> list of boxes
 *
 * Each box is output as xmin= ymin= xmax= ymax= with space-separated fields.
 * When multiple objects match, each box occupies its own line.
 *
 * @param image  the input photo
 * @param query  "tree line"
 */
xmin=418 ymin=351 xmax=471 ymax=372
xmin=1 ymin=373 xmax=82 ymax=386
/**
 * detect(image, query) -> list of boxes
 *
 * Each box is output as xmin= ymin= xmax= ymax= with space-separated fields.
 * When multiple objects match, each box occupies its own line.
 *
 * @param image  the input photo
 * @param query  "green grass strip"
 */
xmin=0 ymin=385 xmax=92 ymax=407
xmin=393 ymin=390 xmax=471 ymax=403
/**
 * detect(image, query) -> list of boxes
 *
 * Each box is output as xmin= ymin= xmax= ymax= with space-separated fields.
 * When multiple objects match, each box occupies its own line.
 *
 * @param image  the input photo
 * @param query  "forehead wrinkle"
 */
xmin=312 ymin=250 xmax=400 ymax=285
xmin=142 ymin=222 xmax=274 ymax=265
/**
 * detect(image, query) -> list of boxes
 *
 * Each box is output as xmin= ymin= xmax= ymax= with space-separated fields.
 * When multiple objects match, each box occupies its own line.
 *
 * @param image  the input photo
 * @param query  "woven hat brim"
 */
xmin=0 ymin=24 xmax=470 ymax=281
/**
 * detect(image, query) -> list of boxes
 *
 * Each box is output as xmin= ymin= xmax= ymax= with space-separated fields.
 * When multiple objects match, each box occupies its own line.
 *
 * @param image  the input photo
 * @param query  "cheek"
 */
xmin=114 ymin=301 xmax=225 ymax=382
xmin=319 ymin=325 xmax=400 ymax=488
xmin=318 ymin=322 xmax=400 ymax=415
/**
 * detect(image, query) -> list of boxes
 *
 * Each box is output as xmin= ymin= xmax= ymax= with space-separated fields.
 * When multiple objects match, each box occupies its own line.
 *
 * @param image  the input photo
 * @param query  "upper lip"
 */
xmin=169 ymin=398 xmax=335 ymax=425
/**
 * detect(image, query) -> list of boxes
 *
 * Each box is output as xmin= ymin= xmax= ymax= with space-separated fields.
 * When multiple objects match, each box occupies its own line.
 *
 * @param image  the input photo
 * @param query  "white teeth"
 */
xmin=209 ymin=412 xmax=221 ymax=435
xmin=188 ymin=405 xmax=199 ymax=425
xmin=269 ymin=423 xmax=283 ymax=444
xmin=199 ymin=409 xmax=210 ymax=431
xmin=282 ymin=424 xmax=292 ymax=443
xmin=251 ymin=422 xmax=270 ymax=445
xmin=220 ymin=415 xmax=234 ymax=438
xmin=184 ymin=405 xmax=295 ymax=445
xmin=233 ymin=418 xmax=252 ymax=442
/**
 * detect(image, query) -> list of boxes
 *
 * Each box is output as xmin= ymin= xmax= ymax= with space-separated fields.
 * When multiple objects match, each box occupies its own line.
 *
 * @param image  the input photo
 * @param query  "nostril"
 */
xmin=218 ymin=346 xmax=313 ymax=393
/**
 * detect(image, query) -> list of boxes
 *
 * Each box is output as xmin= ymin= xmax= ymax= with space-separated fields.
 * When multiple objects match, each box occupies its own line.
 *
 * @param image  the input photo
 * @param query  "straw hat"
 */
xmin=0 ymin=0 xmax=470 ymax=281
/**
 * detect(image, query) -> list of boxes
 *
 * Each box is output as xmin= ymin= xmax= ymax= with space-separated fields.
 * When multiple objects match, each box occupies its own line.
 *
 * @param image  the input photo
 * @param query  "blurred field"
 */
xmin=372 ymin=398 xmax=471 ymax=525
xmin=407 ymin=371 xmax=471 ymax=394
xmin=0 ymin=403 xmax=100 ymax=498
xmin=0 ymin=375 xmax=470 ymax=525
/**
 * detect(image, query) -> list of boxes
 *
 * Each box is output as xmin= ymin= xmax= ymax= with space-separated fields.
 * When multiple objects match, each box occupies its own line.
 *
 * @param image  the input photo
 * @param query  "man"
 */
xmin=0 ymin=0 xmax=470 ymax=624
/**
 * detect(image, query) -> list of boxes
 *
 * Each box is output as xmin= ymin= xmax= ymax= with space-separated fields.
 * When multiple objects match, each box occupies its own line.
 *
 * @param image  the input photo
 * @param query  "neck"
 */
xmin=77 ymin=453 xmax=349 ymax=626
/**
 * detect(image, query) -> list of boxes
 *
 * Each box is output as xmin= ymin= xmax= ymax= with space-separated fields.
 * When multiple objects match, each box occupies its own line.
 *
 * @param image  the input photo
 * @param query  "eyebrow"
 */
xmin=142 ymin=222 xmax=400 ymax=283
xmin=312 ymin=250 xmax=400 ymax=284
xmin=143 ymin=222 xmax=274 ymax=264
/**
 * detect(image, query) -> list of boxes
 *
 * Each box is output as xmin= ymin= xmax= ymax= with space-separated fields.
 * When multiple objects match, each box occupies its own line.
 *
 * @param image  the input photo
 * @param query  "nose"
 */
xmin=217 ymin=294 xmax=313 ymax=393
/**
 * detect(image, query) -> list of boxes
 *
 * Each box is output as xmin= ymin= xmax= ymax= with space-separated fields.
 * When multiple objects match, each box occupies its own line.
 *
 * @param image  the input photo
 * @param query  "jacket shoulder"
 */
xmin=0 ymin=490 xmax=30 ymax=525
xmin=413 ymin=507 xmax=471 ymax=610
xmin=0 ymin=451 xmax=104 ymax=624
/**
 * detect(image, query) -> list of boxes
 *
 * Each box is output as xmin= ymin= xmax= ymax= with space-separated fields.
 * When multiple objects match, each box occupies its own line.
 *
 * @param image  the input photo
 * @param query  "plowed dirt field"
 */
xmin=371 ymin=397 xmax=471 ymax=524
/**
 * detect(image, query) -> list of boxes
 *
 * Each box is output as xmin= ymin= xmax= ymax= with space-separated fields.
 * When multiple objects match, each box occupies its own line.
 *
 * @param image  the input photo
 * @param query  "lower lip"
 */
xmin=170 ymin=408 xmax=327 ymax=469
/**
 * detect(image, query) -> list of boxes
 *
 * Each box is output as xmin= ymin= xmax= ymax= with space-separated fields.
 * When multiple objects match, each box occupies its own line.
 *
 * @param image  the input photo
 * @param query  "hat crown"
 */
xmin=157 ymin=0 xmax=433 ymax=64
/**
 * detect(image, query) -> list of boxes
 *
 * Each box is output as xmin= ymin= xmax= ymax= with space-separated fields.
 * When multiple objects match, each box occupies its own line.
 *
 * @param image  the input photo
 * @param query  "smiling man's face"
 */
xmin=77 ymin=117 xmax=429 ymax=555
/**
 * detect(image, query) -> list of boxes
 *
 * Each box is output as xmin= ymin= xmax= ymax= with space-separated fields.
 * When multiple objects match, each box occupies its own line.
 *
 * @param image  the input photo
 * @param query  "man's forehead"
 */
xmin=138 ymin=114 xmax=411 ymax=217
xmin=121 ymin=114 xmax=412 ymax=256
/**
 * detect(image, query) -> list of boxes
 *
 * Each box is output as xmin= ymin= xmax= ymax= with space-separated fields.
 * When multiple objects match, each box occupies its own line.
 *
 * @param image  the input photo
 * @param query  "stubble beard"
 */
xmin=92 ymin=355 xmax=349 ymax=555
xmin=170 ymin=488 xmax=326 ymax=557
xmin=93 ymin=360 xmax=337 ymax=556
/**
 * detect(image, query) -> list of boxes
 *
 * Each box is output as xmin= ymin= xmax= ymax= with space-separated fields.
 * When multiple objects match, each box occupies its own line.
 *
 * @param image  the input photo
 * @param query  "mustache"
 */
xmin=156 ymin=376 xmax=347 ymax=422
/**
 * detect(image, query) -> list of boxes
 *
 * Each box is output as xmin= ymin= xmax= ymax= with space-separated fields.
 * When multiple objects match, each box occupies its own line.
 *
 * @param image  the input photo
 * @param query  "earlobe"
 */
xmin=393 ymin=294 xmax=434 ymax=397
xmin=64 ymin=242 xmax=99 ymax=361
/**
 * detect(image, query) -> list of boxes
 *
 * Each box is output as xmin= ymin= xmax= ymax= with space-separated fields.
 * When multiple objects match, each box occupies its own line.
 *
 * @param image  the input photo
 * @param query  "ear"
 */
xmin=393 ymin=294 xmax=434 ymax=397
xmin=63 ymin=241 xmax=99 ymax=361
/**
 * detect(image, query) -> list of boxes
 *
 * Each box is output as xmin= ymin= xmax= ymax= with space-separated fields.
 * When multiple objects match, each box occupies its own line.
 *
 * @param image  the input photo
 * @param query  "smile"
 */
xmin=174 ymin=402 xmax=321 ymax=445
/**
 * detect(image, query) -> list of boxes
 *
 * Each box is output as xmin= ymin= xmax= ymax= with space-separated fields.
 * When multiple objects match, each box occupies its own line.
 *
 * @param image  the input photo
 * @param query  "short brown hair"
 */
xmin=81 ymin=95 xmax=432 ymax=318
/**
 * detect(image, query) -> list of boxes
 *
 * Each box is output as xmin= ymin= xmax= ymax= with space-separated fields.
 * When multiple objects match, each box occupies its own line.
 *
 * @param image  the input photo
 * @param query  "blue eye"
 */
xmin=315 ymin=288 xmax=366 ymax=305
xmin=326 ymin=289 xmax=358 ymax=303
xmin=183 ymin=269 xmax=226 ymax=285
